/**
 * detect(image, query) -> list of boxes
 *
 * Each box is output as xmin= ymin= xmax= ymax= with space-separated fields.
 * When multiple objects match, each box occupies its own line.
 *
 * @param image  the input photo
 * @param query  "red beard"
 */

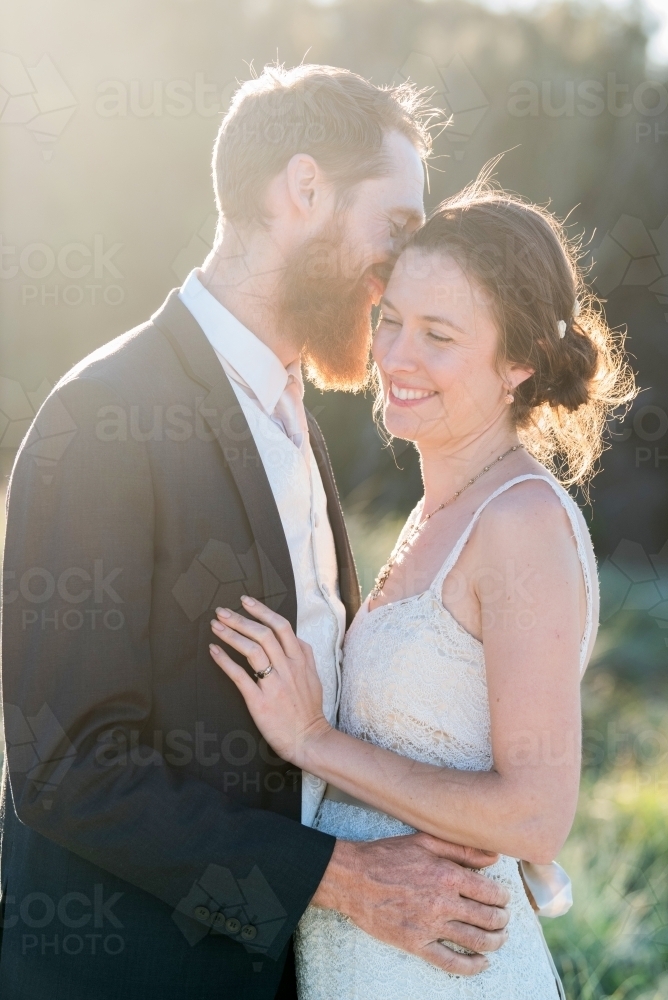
xmin=276 ymin=223 xmax=387 ymax=392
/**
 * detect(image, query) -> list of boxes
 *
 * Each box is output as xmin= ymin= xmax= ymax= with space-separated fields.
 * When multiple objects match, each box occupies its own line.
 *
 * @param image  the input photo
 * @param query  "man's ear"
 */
xmin=285 ymin=153 xmax=320 ymax=217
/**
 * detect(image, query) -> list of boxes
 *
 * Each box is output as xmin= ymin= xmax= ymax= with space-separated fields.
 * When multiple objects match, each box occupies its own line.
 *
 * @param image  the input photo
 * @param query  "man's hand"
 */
xmin=311 ymin=832 xmax=510 ymax=976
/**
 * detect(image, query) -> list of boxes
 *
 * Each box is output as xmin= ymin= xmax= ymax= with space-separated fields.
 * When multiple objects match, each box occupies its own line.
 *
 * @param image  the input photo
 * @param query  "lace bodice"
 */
xmin=339 ymin=474 xmax=595 ymax=767
xmin=295 ymin=476 xmax=595 ymax=1000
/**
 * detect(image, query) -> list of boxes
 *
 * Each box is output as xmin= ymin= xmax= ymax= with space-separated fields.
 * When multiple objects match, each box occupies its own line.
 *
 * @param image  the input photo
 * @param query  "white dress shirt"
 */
xmin=179 ymin=269 xmax=346 ymax=825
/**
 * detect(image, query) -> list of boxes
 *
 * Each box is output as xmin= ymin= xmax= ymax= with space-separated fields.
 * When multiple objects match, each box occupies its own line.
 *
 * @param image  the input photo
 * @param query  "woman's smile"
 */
xmin=388 ymin=379 xmax=438 ymax=406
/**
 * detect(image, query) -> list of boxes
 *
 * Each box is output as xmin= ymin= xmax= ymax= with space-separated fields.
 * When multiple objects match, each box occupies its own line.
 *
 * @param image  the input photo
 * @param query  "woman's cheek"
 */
xmin=371 ymin=329 xmax=391 ymax=367
xmin=420 ymin=352 xmax=454 ymax=396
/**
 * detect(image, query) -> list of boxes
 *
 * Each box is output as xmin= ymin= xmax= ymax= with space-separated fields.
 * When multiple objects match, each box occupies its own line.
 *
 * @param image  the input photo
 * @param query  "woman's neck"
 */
xmin=418 ymin=422 xmax=522 ymax=515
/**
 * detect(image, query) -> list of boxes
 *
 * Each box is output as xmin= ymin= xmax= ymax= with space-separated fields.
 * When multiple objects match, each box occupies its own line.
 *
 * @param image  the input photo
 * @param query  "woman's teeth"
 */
xmin=391 ymin=382 xmax=434 ymax=401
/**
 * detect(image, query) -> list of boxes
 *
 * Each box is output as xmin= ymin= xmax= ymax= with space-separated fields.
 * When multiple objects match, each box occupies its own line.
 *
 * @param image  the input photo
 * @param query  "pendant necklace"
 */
xmin=370 ymin=444 xmax=524 ymax=601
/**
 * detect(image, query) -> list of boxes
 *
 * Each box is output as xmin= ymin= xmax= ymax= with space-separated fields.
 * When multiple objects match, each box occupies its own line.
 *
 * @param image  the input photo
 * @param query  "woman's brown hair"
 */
xmin=402 ymin=174 xmax=637 ymax=487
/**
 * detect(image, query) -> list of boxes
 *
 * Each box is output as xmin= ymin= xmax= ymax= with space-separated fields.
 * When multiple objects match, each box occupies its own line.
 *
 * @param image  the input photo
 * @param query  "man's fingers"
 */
xmin=414 ymin=833 xmax=499 ymax=870
xmin=450 ymin=896 xmax=510 ymax=933
xmin=420 ymin=941 xmax=489 ymax=977
xmin=452 ymin=867 xmax=511 ymax=909
xmin=440 ymin=921 xmax=508 ymax=955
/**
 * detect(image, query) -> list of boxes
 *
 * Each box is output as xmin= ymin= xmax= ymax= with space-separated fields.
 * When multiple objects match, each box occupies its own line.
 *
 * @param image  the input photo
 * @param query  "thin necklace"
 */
xmin=370 ymin=444 xmax=524 ymax=601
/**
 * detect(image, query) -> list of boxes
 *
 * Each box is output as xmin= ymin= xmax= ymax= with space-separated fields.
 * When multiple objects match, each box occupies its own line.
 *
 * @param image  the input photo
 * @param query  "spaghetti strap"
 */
xmin=429 ymin=474 xmax=596 ymax=674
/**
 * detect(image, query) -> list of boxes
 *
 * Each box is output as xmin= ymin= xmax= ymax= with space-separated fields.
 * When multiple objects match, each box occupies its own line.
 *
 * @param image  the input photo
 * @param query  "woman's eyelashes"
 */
xmin=379 ymin=314 xmax=401 ymax=328
xmin=426 ymin=329 xmax=453 ymax=344
xmin=378 ymin=317 xmax=453 ymax=345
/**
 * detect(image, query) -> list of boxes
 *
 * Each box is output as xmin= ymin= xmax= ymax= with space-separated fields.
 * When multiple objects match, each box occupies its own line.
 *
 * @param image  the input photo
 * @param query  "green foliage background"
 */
xmin=2 ymin=2 xmax=667 ymax=997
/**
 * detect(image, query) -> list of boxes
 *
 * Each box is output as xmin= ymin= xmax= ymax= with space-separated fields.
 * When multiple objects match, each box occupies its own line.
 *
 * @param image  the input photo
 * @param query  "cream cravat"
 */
xmin=273 ymin=364 xmax=309 ymax=457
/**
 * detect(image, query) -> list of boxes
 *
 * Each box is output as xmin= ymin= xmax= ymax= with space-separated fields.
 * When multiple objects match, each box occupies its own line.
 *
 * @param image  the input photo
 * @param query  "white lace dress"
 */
xmin=295 ymin=475 xmax=596 ymax=1000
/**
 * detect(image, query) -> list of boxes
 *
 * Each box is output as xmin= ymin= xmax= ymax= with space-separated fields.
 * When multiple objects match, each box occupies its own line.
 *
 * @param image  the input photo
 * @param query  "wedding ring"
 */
xmin=255 ymin=664 xmax=274 ymax=680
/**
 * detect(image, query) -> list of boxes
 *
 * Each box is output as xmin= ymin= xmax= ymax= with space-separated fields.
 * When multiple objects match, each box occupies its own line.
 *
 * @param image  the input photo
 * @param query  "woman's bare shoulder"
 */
xmin=474 ymin=468 xmax=592 ymax=561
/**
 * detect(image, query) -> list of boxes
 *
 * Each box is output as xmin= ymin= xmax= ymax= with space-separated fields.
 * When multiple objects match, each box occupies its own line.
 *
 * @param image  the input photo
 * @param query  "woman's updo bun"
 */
xmin=518 ymin=317 xmax=598 ymax=413
xmin=404 ymin=171 xmax=636 ymax=486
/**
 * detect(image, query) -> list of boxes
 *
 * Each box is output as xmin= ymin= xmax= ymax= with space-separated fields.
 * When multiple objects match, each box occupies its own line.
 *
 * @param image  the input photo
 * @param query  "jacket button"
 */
xmin=194 ymin=906 xmax=210 ymax=922
xmin=241 ymin=924 xmax=257 ymax=941
xmin=225 ymin=917 xmax=241 ymax=934
xmin=211 ymin=911 xmax=226 ymax=930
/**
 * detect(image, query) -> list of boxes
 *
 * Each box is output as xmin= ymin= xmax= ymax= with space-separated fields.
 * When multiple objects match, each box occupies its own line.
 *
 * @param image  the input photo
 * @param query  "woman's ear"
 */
xmin=506 ymin=364 xmax=535 ymax=391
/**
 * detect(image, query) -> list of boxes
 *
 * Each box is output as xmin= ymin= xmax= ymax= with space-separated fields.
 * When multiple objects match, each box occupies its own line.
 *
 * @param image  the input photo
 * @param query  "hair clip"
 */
xmin=557 ymin=320 xmax=567 ymax=339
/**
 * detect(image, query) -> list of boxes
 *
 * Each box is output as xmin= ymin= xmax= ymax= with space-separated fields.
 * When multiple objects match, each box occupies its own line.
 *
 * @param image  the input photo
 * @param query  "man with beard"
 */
xmin=1 ymin=65 xmax=510 ymax=1000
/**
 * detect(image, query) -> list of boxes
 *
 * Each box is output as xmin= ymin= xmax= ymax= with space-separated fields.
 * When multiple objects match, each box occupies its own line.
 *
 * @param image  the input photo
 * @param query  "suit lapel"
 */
xmin=306 ymin=412 xmax=361 ymax=629
xmin=151 ymin=290 xmax=298 ymax=629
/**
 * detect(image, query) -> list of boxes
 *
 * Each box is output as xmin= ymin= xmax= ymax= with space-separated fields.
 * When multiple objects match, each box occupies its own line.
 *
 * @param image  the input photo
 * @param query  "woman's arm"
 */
xmin=210 ymin=485 xmax=583 ymax=864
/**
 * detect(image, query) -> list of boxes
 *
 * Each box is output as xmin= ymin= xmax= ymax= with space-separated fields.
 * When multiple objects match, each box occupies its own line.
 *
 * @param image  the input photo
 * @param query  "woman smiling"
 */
xmin=209 ymin=178 xmax=635 ymax=999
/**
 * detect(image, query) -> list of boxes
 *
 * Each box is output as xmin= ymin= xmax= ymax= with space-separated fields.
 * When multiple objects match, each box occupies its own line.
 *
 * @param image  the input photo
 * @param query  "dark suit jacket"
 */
xmin=0 ymin=290 xmax=361 ymax=999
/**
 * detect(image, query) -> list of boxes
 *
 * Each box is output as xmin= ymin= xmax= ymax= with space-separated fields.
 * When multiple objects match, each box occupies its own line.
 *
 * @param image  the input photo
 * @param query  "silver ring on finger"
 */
xmin=254 ymin=664 xmax=274 ymax=680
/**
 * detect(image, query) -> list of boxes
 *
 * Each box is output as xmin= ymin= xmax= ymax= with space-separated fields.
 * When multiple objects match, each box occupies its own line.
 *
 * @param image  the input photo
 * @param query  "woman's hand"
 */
xmin=209 ymin=595 xmax=332 ymax=766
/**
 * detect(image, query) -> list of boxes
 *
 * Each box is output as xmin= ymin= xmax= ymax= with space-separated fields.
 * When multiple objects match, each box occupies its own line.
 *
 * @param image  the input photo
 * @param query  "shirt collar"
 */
xmin=178 ymin=269 xmax=299 ymax=415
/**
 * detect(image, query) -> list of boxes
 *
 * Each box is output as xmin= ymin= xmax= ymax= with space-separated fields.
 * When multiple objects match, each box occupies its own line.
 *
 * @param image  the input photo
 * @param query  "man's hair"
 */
xmin=212 ymin=63 xmax=432 ymax=228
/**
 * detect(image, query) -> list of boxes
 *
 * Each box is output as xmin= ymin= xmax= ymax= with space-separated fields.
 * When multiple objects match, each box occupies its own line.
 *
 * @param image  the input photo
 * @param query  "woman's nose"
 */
xmin=381 ymin=332 xmax=420 ymax=374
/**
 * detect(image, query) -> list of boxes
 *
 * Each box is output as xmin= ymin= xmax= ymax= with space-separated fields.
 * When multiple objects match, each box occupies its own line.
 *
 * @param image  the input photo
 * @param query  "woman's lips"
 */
xmin=388 ymin=381 xmax=437 ymax=407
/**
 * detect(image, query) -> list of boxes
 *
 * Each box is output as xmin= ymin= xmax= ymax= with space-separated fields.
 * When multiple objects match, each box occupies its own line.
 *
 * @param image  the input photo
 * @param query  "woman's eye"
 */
xmin=427 ymin=330 xmax=451 ymax=343
xmin=380 ymin=315 xmax=400 ymax=327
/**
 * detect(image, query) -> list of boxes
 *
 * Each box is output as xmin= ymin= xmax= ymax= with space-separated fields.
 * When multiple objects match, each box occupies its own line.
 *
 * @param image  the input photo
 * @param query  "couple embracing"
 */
xmin=1 ymin=64 xmax=632 ymax=999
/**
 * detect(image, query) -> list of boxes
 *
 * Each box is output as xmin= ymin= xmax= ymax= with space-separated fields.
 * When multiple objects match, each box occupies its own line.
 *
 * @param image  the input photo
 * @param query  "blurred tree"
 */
xmin=2 ymin=0 xmax=667 ymax=623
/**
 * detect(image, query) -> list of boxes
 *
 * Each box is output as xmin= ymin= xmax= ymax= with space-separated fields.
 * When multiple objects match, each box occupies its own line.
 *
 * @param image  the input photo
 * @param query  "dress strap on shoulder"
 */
xmin=429 ymin=475 xmax=595 ymax=673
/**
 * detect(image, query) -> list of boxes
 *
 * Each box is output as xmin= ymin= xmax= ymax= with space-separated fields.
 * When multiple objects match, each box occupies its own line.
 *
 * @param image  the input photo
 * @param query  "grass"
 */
xmin=345 ymin=510 xmax=668 ymax=1000
xmin=545 ymin=769 xmax=668 ymax=999
xmin=544 ymin=672 xmax=668 ymax=1000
